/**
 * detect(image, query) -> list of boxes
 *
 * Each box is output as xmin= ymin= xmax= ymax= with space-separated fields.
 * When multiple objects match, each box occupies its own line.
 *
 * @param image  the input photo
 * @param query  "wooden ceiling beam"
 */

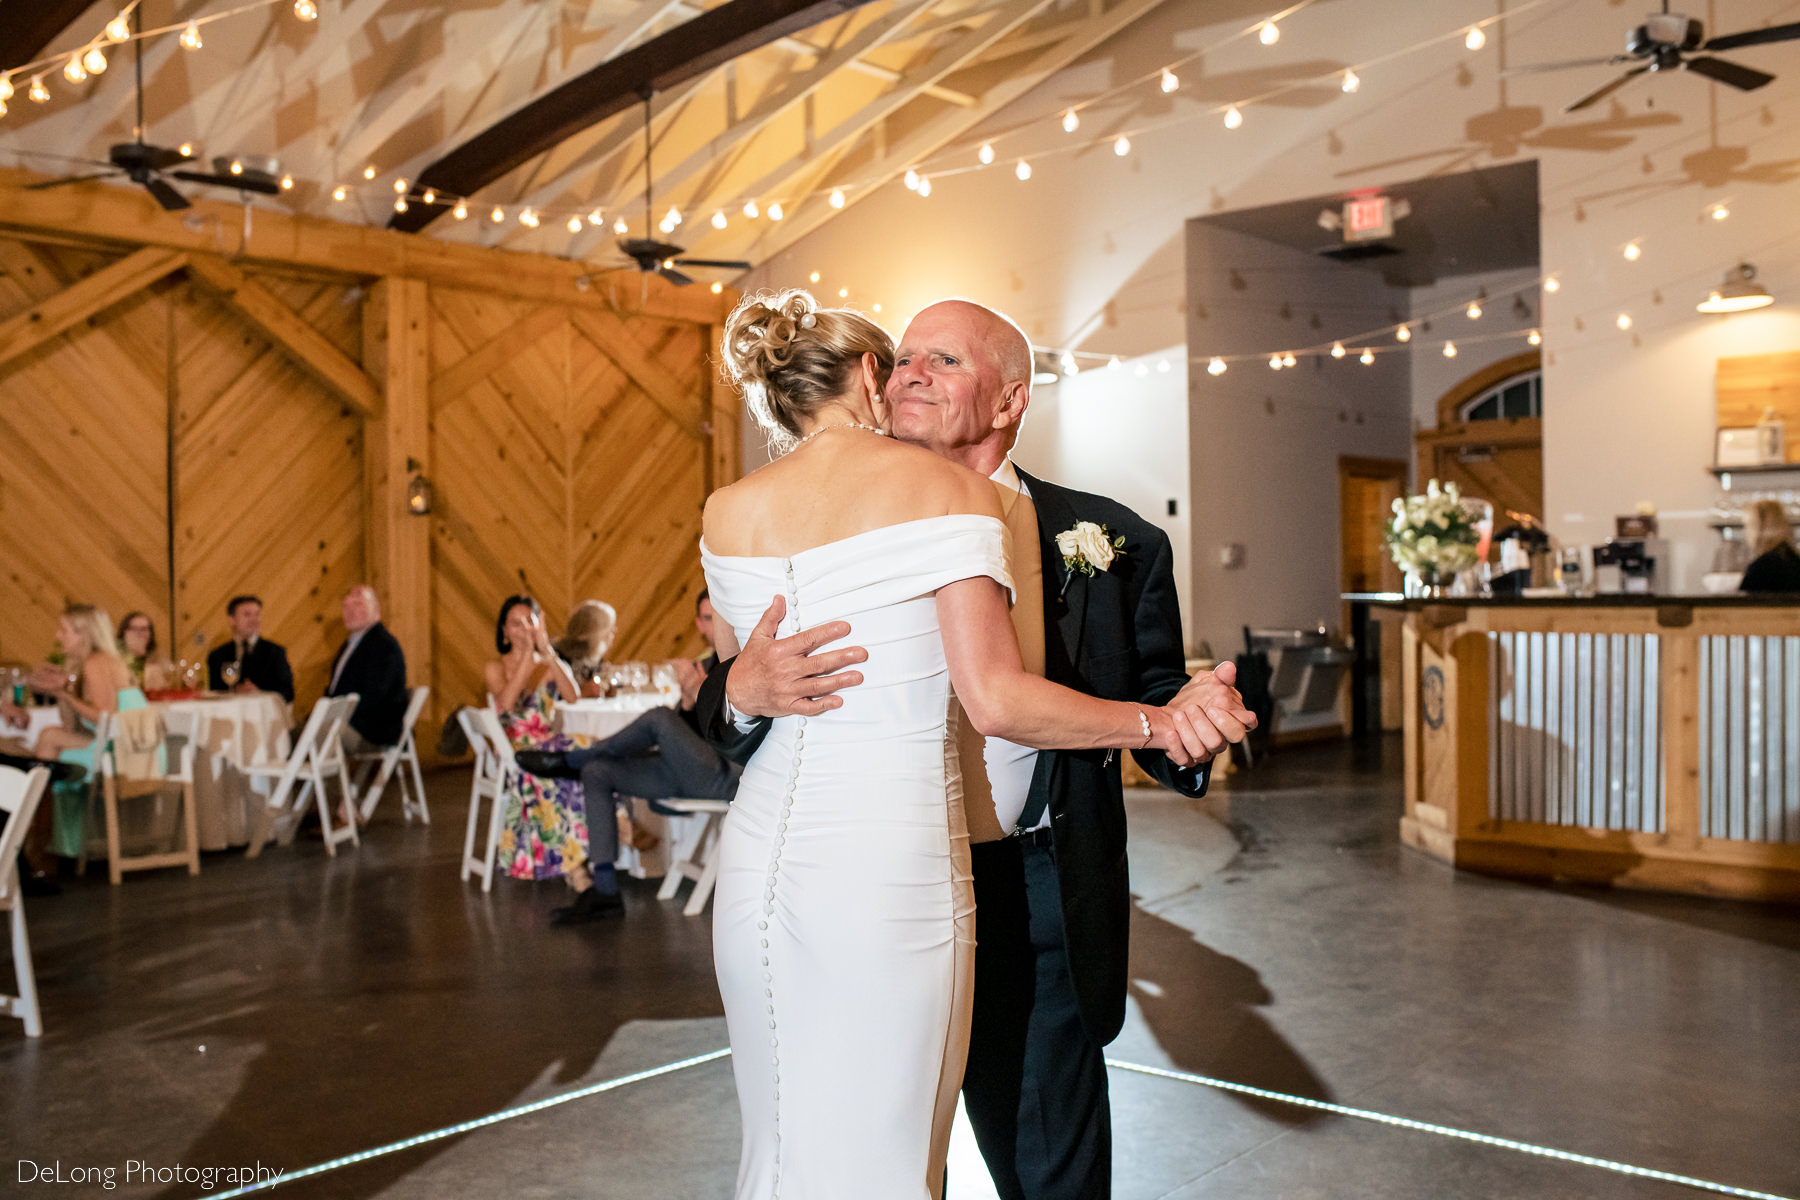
xmin=390 ymin=0 xmax=885 ymax=233
xmin=185 ymin=254 xmax=385 ymax=417
xmin=0 ymin=0 xmax=94 ymax=72
xmin=0 ymin=246 xmax=187 ymax=372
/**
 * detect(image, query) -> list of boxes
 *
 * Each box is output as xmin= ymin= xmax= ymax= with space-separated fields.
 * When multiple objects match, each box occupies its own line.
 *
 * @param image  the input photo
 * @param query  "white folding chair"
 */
xmin=356 ymin=686 xmax=431 ymax=825
xmin=0 ymin=764 xmax=51 ymax=1037
xmin=92 ymin=708 xmax=201 ymax=885
xmin=653 ymin=798 xmax=731 ymax=915
xmin=459 ymin=708 xmax=514 ymax=892
xmin=245 ymin=694 xmax=361 ymax=857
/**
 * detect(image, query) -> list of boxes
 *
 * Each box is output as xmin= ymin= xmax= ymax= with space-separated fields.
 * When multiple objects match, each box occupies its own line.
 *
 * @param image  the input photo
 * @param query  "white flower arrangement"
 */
xmin=1385 ymin=479 xmax=1481 ymax=580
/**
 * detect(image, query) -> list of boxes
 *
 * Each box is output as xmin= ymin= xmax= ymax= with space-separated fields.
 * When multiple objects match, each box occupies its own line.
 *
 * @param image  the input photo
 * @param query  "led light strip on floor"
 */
xmin=1105 ymin=1059 xmax=1794 ymax=1200
xmin=198 ymin=1048 xmax=1792 ymax=1200
xmin=205 ymin=1048 xmax=732 ymax=1198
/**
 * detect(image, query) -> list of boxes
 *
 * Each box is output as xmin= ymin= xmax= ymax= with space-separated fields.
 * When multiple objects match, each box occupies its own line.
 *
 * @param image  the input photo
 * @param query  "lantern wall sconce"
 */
xmin=406 ymin=458 xmax=433 ymax=515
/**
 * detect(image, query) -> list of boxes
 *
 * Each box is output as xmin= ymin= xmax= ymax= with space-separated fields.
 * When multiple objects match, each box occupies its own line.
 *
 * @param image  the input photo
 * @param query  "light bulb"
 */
xmin=332 ymin=185 xmax=347 ymax=202
xmin=1 ymin=97 xmax=10 ymax=117
xmin=872 ymin=304 xmax=882 ymax=313
xmin=1443 ymin=341 xmax=1458 ymax=358
xmin=1396 ymin=324 xmax=1412 ymax=342
xmin=279 ymin=174 xmax=294 ymax=190
xmin=1527 ymin=329 xmax=1542 ymax=346
xmin=665 ymin=206 xmax=682 ymax=227
xmin=293 ymin=0 xmax=320 ymax=20
xmin=178 ymin=142 xmax=193 ymax=157
xmin=1467 ymin=301 xmax=1482 ymax=320
xmin=1259 ymin=21 xmax=1279 ymax=45
xmin=363 ymin=165 xmax=376 ymax=179
xmin=1207 ymin=357 xmax=1227 ymax=376
xmin=0 ymin=77 xmax=12 ymax=103
xmin=64 ymin=56 xmax=87 ymax=85
xmin=829 ymin=188 xmax=845 ymax=209
xmin=1062 ymin=110 xmax=1080 ymax=133
xmin=29 ymin=75 xmax=49 ymax=104
xmin=1224 ymin=104 xmax=1243 ymax=130
xmin=490 ymin=205 xmax=505 ymax=223
xmin=180 ymin=20 xmax=203 ymax=50
xmin=106 ymin=16 xmax=130 ymax=42
xmin=228 ymin=160 xmax=243 ymax=175
xmin=1331 ymin=342 xmax=1346 ymax=358
xmin=1360 ymin=349 xmax=1375 ymax=365
xmin=711 ymin=210 xmax=728 ymax=229
xmin=453 ymin=201 xmax=468 ymax=219
xmin=1616 ymin=313 xmax=1632 ymax=330
xmin=917 ymin=176 xmax=932 ymax=197
xmin=522 ymin=208 xmax=541 ymax=228
xmin=84 ymin=46 xmax=108 ymax=74
xmin=588 ymin=209 xmax=605 ymax=226
xmin=614 ymin=216 xmax=629 ymax=234
xmin=1270 ymin=354 xmax=1283 ymax=370
xmin=978 ymin=142 xmax=995 ymax=165
xmin=1161 ymin=68 xmax=1179 ymax=93
xmin=1015 ymin=159 xmax=1032 ymax=181
xmin=1711 ymin=203 xmax=1729 ymax=221
xmin=1157 ymin=359 xmax=1171 ymax=373
xmin=394 ymin=197 xmax=408 ymax=213
xmin=1342 ymin=69 xmax=1360 ymax=93
xmin=1061 ymin=353 xmax=1079 ymax=376
xmin=1623 ymin=241 xmax=1641 ymax=261
xmin=768 ymin=202 xmax=783 ymax=220
xmin=658 ymin=219 xmax=674 ymax=235
xmin=1108 ymin=356 xmax=1122 ymax=371
xmin=903 ymin=167 xmax=920 ymax=190
xmin=743 ymin=199 xmax=759 ymax=219
xmin=389 ymin=178 xmax=406 ymax=194
xmin=1465 ymin=25 xmax=1486 ymax=50
xmin=839 ymin=288 xmax=849 ymax=299
xmin=711 ymin=282 xmax=723 ymax=295
xmin=567 ymin=215 xmax=583 ymax=233
xmin=1544 ymin=276 xmax=1560 ymax=293
xmin=808 ymin=271 xmax=820 ymax=283
xmin=1113 ymin=135 xmax=1131 ymax=157
xmin=1282 ymin=353 xmax=1296 ymax=368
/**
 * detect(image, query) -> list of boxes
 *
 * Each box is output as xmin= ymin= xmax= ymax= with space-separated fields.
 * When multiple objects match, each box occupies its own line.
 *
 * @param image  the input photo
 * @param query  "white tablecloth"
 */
xmin=557 ymin=691 xmax=680 ymax=740
xmin=0 ymin=705 xmax=64 ymax=752
xmin=157 ymin=693 xmax=292 ymax=849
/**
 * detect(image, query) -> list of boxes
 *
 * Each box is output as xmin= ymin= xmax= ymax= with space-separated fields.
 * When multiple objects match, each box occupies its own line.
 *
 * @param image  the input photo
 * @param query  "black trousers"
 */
xmin=576 ymin=708 xmax=739 ymax=864
xmin=963 ymin=836 xmax=1111 ymax=1200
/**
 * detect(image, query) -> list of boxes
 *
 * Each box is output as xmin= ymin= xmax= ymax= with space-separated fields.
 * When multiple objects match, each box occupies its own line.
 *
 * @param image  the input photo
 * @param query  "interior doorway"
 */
xmin=1339 ymin=456 xmax=1408 ymax=596
xmin=1414 ymin=351 xmax=1545 ymax=529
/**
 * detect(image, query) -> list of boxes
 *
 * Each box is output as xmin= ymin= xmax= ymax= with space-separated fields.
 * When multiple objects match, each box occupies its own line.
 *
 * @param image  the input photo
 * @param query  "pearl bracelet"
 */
xmin=1138 ymin=709 xmax=1153 ymax=749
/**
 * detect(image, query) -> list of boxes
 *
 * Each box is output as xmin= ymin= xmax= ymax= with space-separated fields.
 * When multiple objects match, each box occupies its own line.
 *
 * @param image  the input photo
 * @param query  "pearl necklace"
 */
xmin=789 ymin=422 xmax=887 ymax=452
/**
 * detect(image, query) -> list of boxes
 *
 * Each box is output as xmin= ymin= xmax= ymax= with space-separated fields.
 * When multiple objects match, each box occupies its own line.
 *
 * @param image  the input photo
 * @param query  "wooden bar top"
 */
xmin=1344 ymin=591 xmax=1800 ymax=610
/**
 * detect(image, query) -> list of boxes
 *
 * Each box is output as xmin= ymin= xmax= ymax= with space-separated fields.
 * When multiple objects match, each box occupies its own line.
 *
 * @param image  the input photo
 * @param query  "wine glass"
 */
xmin=221 ymin=660 xmax=241 ymax=690
xmin=627 ymin=661 xmax=650 ymax=692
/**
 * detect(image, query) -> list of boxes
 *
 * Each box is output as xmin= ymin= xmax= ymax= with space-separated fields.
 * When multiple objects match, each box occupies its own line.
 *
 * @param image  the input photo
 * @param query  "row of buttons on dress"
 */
xmin=761 ymin=558 xmax=804 ymax=1194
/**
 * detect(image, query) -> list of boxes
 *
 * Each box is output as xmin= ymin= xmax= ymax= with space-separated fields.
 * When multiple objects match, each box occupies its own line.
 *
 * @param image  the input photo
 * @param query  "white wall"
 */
xmin=1011 ymin=351 xmax=1194 ymax=646
xmin=1410 ymin=266 xmax=1544 ymax=433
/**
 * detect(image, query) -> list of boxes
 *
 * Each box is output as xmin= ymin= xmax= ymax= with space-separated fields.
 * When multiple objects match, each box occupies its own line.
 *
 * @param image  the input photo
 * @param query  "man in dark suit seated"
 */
xmin=324 ymin=586 xmax=408 ymax=754
xmin=205 ymin=596 xmax=295 ymax=702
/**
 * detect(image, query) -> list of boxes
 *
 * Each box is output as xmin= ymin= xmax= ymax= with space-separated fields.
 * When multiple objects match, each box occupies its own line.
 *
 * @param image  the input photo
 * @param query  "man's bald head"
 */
xmin=887 ymin=298 xmax=1034 ymax=475
xmin=912 ymin=299 xmax=1032 ymax=391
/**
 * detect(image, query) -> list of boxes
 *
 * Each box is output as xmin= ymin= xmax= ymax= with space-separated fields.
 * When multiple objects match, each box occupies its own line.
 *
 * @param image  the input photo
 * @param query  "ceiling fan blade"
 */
xmin=1703 ymin=20 xmax=1800 ymax=52
xmin=143 ymin=176 xmax=191 ymax=211
xmin=24 ymin=172 xmax=123 ymax=190
xmin=1682 ymin=55 xmax=1775 ymax=91
xmin=659 ymin=267 xmax=696 ymax=287
xmin=169 ymin=170 xmax=282 ymax=195
xmin=1565 ymin=65 xmax=1650 ymax=112
xmin=1501 ymin=55 xmax=1629 ymax=77
xmin=673 ymin=258 xmax=753 ymax=270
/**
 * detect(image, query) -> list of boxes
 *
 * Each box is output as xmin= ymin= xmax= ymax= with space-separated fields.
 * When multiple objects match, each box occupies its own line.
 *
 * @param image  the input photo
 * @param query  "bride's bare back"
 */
xmin=703 ymin=429 xmax=1002 ymax=559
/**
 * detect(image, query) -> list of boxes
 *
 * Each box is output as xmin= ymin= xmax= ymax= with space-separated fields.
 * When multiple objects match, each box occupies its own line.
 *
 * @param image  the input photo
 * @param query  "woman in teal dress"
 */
xmin=483 ymin=595 xmax=594 ymax=888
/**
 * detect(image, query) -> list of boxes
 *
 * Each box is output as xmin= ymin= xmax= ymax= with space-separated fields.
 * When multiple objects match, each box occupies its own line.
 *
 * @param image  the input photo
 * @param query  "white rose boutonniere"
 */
xmin=1057 ymin=520 xmax=1126 ymax=578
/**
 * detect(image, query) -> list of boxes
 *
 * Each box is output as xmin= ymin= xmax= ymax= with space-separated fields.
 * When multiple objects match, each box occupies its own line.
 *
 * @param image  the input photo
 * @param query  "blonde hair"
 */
xmin=563 ymin=600 xmax=618 ymax=662
xmin=721 ymin=289 xmax=894 ymax=452
xmin=1744 ymin=499 xmax=1795 ymax=557
xmin=62 ymin=603 xmax=119 ymax=660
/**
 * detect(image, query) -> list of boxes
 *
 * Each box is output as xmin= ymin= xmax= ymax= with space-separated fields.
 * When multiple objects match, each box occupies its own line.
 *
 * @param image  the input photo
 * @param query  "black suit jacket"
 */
xmin=325 ymin=622 xmax=408 ymax=746
xmin=695 ymin=467 xmax=1207 ymax=1043
xmin=205 ymin=638 xmax=295 ymax=702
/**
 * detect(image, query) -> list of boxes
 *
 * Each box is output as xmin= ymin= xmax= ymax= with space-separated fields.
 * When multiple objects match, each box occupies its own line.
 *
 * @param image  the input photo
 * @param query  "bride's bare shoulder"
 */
xmin=877 ymin=441 xmax=1002 ymax=521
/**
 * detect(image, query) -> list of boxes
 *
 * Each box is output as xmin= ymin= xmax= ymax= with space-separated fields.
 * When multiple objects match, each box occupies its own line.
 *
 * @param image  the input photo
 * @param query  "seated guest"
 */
xmin=484 ymin=596 xmax=595 ymax=896
xmin=325 ymin=586 xmax=408 ymax=753
xmin=668 ymin=590 xmax=720 ymax=729
xmin=117 ymin=612 xmax=175 ymax=691
xmin=1739 ymin=499 xmax=1800 ymax=593
xmin=521 ymin=588 xmax=742 ymax=925
xmin=206 ymin=596 xmax=294 ymax=701
xmin=552 ymin=600 xmax=618 ymax=698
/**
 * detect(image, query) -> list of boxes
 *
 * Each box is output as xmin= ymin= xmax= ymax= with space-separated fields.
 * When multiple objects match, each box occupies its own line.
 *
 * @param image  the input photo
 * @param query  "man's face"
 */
xmin=886 ymin=304 xmax=1009 ymax=457
xmin=342 ymin=590 xmax=374 ymax=633
xmin=695 ymin=598 xmax=715 ymax=646
xmin=230 ymin=603 xmax=262 ymax=641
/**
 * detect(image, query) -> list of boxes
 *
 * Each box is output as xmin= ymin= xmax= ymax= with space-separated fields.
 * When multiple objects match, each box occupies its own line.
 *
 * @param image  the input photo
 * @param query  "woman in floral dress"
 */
xmin=484 ymin=595 xmax=593 ymax=887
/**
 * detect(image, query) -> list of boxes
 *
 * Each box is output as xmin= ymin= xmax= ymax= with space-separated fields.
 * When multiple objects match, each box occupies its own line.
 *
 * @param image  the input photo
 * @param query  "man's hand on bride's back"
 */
xmin=725 ymin=595 xmax=870 ymax=719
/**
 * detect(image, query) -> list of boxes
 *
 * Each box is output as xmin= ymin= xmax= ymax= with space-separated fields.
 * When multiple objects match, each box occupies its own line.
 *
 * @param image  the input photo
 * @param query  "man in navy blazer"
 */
xmin=205 ymin=596 xmax=294 ymax=702
xmin=324 ymin=586 xmax=408 ymax=751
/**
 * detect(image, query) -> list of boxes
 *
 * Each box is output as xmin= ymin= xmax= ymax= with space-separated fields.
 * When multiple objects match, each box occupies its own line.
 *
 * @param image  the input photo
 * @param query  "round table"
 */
xmin=557 ymin=691 xmax=680 ymax=740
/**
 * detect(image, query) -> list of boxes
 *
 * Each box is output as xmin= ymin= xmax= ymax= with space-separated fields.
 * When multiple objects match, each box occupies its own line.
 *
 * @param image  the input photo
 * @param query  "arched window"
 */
xmin=1456 ymin=370 xmax=1541 ymax=422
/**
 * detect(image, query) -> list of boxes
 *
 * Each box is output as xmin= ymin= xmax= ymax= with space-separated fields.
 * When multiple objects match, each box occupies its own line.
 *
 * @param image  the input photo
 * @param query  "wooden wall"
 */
xmin=0 ymin=187 xmax=739 ymax=745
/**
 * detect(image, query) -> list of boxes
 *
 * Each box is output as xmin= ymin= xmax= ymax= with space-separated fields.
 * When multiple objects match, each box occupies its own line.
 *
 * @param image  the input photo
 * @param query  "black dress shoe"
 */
xmin=550 ymin=887 xmax=625 ymax=925
xmin=516 ymin=750 xmax=582 ymax=780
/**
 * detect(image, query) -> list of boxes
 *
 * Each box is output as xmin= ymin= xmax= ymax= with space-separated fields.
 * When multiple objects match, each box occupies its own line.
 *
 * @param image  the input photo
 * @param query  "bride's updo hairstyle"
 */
xmin=721 ymin=289 xmax=894 ymax=452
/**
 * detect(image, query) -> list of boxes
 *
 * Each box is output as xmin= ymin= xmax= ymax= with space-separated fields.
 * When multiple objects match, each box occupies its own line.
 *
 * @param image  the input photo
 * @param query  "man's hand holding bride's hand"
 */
xmin=1147 ymin=662 xmax=1257 ymax=769
xmin=726 ymin=595 xmax=870 ymax=719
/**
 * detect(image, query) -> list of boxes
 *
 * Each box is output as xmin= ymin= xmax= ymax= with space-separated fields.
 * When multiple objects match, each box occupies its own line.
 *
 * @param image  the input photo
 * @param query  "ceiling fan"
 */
xmin=1504 ymin=2 xmax=1800 ymax=113
xmin=23 ymin=8 xmax=281 ymax=210
xmin=602 ymin=90 xmax=751 ymax=287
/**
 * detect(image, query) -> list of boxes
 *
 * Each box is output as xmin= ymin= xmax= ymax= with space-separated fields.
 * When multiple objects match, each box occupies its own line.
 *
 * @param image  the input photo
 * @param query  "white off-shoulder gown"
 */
xmin=702 ymin=514 xmax=1014 ymax=1200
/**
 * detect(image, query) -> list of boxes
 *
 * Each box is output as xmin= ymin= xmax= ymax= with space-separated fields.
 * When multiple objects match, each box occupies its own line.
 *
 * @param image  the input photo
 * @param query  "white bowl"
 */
xmin=1702 ymin=572 xmax=1743 ymax=594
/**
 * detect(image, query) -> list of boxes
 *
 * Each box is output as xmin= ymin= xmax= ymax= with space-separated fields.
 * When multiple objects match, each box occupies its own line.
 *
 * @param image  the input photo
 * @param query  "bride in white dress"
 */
xmin=701 ymin=291 xmax=1203 ymax=1200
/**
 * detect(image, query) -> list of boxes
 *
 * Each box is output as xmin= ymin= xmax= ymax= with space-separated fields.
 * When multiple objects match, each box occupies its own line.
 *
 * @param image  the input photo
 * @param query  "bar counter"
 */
xmin=1357 ymin=593 xmax=1800 ymax=901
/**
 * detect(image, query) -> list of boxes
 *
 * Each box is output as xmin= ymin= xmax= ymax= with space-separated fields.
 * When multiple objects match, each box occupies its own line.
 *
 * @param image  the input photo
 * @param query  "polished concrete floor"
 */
xmin=4 ymin=736 xmax=1798 ymax=1199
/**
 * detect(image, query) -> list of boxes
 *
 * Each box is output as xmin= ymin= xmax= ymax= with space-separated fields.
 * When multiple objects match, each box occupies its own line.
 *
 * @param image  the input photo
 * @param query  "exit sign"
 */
xmin=1344 ymin=195 xmax=1393 ymax=241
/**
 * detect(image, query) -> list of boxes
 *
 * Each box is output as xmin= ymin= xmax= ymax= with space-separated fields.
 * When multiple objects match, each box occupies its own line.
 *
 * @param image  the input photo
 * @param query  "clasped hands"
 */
xmin=724 ymin=595 xmax=1256 ymax=770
